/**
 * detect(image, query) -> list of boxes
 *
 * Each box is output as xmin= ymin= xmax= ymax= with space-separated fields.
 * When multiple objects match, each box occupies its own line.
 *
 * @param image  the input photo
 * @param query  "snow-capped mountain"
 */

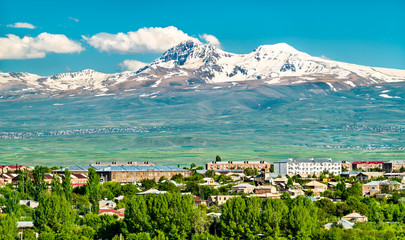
xmin=1 ymin=40 xmax=405 ymax=99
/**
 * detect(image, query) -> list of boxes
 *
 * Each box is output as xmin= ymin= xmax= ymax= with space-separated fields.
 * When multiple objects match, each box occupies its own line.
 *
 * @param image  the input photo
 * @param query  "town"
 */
xmin=1 ymin=158 xmax=405 ymax=239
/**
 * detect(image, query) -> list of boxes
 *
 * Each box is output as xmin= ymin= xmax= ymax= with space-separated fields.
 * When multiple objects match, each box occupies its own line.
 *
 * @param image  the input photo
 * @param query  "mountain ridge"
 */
xmin=1 ymin=41 xmax=405 ymax=100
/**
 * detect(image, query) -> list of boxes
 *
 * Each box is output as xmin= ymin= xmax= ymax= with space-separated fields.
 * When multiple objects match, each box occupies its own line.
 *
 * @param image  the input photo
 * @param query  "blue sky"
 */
xmin=1 ymin=0 xmax=404 ymax=75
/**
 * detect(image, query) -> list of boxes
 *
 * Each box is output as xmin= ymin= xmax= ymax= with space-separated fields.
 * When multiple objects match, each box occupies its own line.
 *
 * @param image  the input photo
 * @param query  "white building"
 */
xmin=273 ymin=158 xmax=341 ymax=176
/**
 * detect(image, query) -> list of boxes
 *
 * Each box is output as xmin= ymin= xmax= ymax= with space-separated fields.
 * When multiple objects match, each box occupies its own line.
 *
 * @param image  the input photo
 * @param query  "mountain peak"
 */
xmin=254 ymin=43 xmax=303 ymax=54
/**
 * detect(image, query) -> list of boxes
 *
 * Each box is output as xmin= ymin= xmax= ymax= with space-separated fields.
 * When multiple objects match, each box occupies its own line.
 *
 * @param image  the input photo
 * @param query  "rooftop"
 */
xmin=54 ymin=165 xmax=189 ymax=172
xmin=352 ymin=161 xmax=386 ymax=165
xmin=275 ymin=158 xmax=341 ymax=164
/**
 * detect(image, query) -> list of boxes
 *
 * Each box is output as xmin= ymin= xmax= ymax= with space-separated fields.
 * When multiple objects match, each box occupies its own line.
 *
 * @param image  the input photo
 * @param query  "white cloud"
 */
xmin=0 ymin=33 xmax=84 ymax=59
xmin=119 ymin=60 xmax=148 ymax=71
xmin=200 ymin=34 xmax=221 ymax=47
xmin=7 ymin=22 xmax=36 ymax=29
xmin=83 ymin=26 xmax=200 ymax=54
xmin=68 ymin=16 xmax=79 ymax=22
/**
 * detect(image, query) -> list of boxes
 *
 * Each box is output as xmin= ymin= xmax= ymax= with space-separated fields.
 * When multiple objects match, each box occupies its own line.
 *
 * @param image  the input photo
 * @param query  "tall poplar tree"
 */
xmin=86 ymin=167 xmax=101 ymax=213
xmin=62 ymin=168 xmax=73 ymax=202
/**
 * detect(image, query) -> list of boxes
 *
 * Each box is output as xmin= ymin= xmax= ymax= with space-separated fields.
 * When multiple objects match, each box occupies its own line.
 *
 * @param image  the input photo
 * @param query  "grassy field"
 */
xmin=0 ymin=82 xmax=404 ymax=167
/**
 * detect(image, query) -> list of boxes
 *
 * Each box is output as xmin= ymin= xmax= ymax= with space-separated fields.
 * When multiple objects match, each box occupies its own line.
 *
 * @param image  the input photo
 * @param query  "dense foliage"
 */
xmin=4 ymin=166 xmax=405 ymax=239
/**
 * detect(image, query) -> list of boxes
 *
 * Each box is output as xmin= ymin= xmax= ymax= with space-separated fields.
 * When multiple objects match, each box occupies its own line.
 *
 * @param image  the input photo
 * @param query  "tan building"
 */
xmin=54 ymin=165 xmax=191 ymax=183
xmin=352 ymin=161 xmax=385 ymax=171
xmin=231 ymin=183 xmax=256 ymax=194
xmin=207 ymin=195 xmax=236 ymax=206
xmin=341 ymin=211 xmax=368 ymax=222
xmin=304 ymin=181 xmax=327 ymax=194
xmin=362 ymin=181 xmax=382 ymax=196
xmin=341 ymin=161 xmax=352 ymax=171
xmin=254 ymin=185 xmax=277 ymax=194
xmin=0 ymin=165 xmax=32 ymax=173
xmin=383 ymin=160 xmax=405 ymax=173
xmin=71 ymin=173 xmax=88 ymax=187
xmin=205 ymin=161 xmax=271 ymax=171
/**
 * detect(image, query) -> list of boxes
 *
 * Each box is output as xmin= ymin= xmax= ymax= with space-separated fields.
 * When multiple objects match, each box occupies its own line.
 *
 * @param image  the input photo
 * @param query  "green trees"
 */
xmin=140 ymin=179 xmax=157 ymax=190
xmin=220 ymin=197 xmax=262 ymax=239
xmin=216 ymin=155 xmax=222 ymax=162
xmin=261 ymin=198 xmax=288 ymax=238
xmin=85 ymin=167 xmax=101 ymax=214
xmin=51 ymin=173 xmax=62 ymax=195
xmin=62 ymin=168 xmax=73 ymax=202
xmin=287 ymin=196 xmax=318 ymax=240
xmin=0 ymin=214 xmax=18 ymax=240
xmin=32 ymin=166 xmax=47 ymax=200
xmin=243 ymin=168 xmax=258 ymax=176
xmin=34 ymin=193 xmax=76 ymax=239
xmin=124 ymin=193 xmax=203 ymax=238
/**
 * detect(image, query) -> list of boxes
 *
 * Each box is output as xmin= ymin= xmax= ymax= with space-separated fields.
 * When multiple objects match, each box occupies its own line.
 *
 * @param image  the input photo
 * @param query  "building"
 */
xmin=356 ymin=172 xmax=384 ymax=181
xmin=99 ymin=199 xmax=117 ymax=209
xmin=194 ymin=196 xmax=207 ymax=206
xmin=341 ymin=161 xmax=352 ymax=171
xmin=362 ymin=181 xmax=382 ymax=196
xmin=340 ymin=171 xmax=360 ymax=178
xmin=352 ymin=161 xmax=385 ymax=171
xmin=207 ymin=195 xmax=235 ymax=206
xmin=53 ymin=165 xmax=191 ymax=183
xmin=324 ymin=219 xmax=354 ymax=230
xmin=71 ymin=173 xmax=88 ymax=187
xmin=98 ymin=208 xmax=125 ymax=219
xmin=205 ymin=161 xmax=271 ymax=171
xmin=341 ymin=211 xmax=368 ymax=222
xmin=254 ymin=185 xmax=278 ymax=194
xmin=91 ymin=161 xmax=154 ymax=167
xmin=0 ymin=165 xmax=32 ymax=173
xmin=288 ymin=189 xmax=305 ymax=198
xmin=304 ymin=181 xmax=327 ymax=194
xmin=273 ymin=158 xmax=341 ymax=176
xmin=383 ymin=160 xmax=405 ymax=173
xmin=19 ymin=200 xmax=39 ymax=208
xmin=231 ymin=183 xmax=256 ymax=194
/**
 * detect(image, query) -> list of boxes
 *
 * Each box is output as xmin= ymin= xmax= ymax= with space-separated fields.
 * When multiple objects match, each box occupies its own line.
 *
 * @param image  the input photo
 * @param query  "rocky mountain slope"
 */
xmin=1 ymin=40 xmax=405 ymax=99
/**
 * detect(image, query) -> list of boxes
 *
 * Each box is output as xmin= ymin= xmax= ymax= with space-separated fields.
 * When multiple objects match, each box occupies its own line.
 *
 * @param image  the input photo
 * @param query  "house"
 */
xmin=98 ymin=208 xmax=125 ymax=219
xmin=341 ymin=211 xmax=368 ymax=222
xmin=254 ymin=185 xmax=277 ymax=194
xmin=194 ymin=196 xmax=207 ymax=206
xmin=0 ymin=174 xmax=17 ymax=185
xmin=271 ymin=177 xmax=288 ymax=185
xmin=71 ymin=173 xmax=88 ymax=187
xmin=207 ymin=195 xmax=235 ymax=206
xmin=288 ymin=189 xmax=305 ymax=198
xmin=324 ymin=219 xmax=355 ymax=230
xmin=114 ymin=195 xmax=125 ymax=203
xmin=231 ymin=183 xmax=256 ymax=194
xmin=17 ymin=221 xmax=35 ymax=237
xmin=19 ymin=200 xmax=39 ymax=208
xmin=362 ymin=181 xmax=383 ymax=196
xmin=200 ymin=178 xmax=220 ymax=187
xmin=304 ymin=181 xmax=327 ymax=193
xmin=384 ymin=173 xmax=405 ymax=184
xmin=99 ymin=199 xmax=117 ymax=209
xmin=356 ymin=172 xmax=384 ymax=181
